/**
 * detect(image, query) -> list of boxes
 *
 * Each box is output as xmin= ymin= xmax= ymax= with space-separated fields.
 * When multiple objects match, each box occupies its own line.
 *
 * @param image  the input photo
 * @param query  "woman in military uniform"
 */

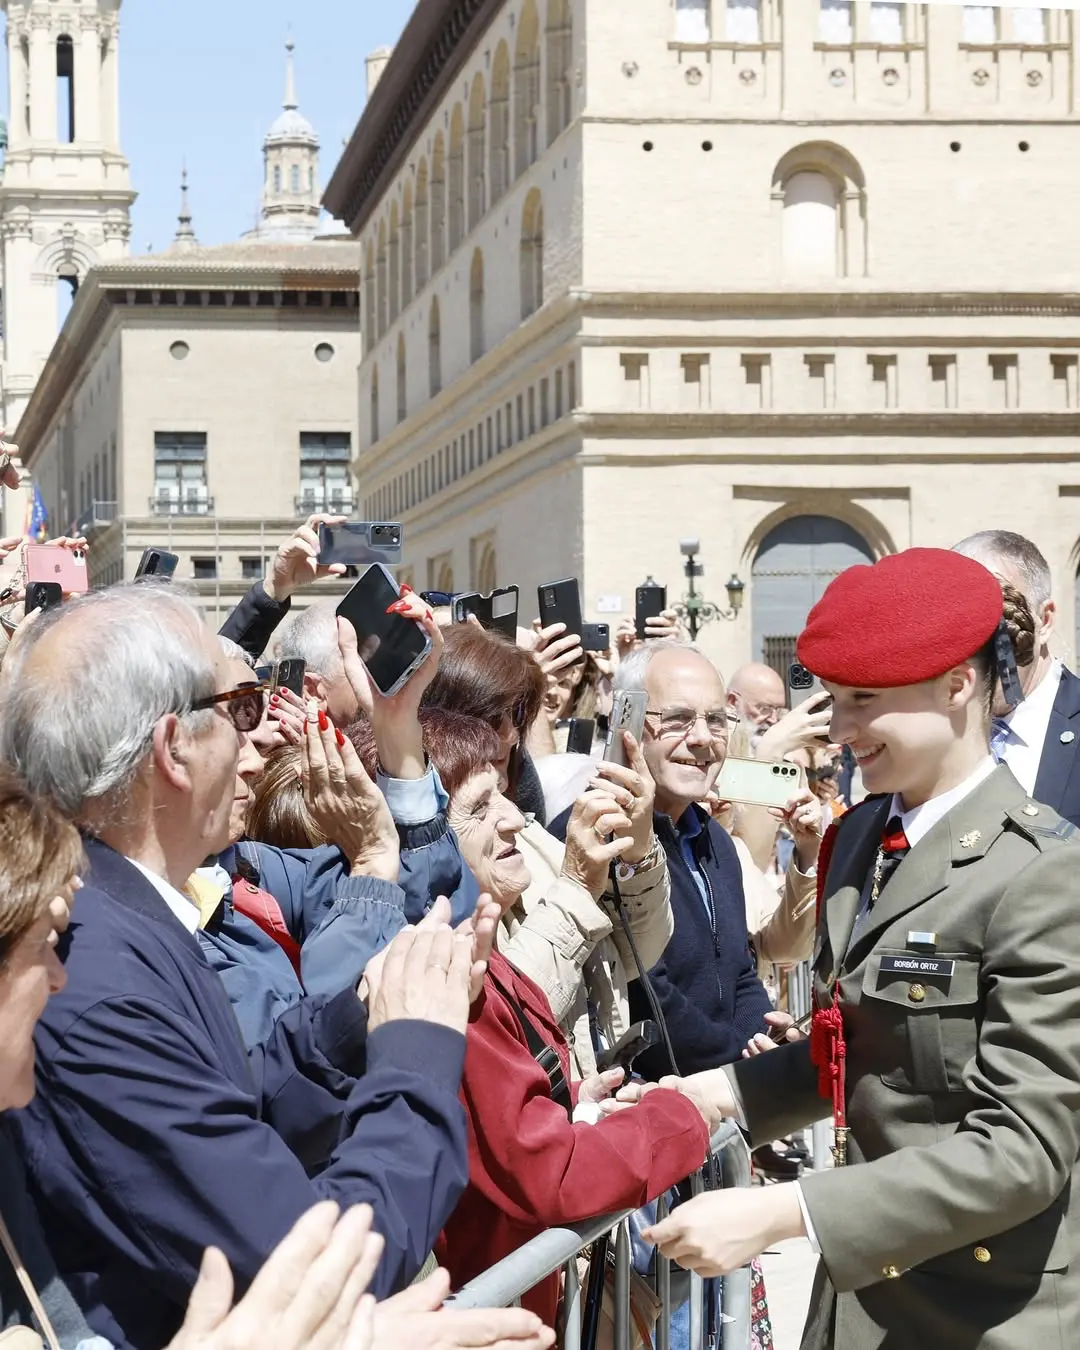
xmin=625 ymin=548 xmax=1080 ymax=1350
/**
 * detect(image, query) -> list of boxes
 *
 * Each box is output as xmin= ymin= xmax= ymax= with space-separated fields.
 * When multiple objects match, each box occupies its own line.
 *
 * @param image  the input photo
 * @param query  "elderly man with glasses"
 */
xmin=0 ymin=584 xmax=489 ymax=1350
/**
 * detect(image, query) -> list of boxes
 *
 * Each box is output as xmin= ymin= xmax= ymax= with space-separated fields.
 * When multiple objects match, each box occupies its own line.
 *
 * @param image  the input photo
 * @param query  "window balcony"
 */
xmin=73 ymin=500 xmax=118 ymax=537
xmin=149 ymin=493 xmax=214 ymax=516
xmin=294 ymin=492 xmax=356 ymax=516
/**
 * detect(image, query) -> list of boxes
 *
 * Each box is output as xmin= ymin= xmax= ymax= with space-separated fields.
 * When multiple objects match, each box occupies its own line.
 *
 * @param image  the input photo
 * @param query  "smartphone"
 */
xmin=453 ymin=585 xmax=519 ymax=641
xmin=24 ymin=581 xmax=62 ymax=615
xmin=274 ymin=659 xmax=306 ymax=697
xmin=769 ymin=1011 xmax=813 ymax=1044
xmin=603 ymin=690 xmax=648 ymax=769
xmin=336 ymin=563 xmax=432 ymax=698
xmin=788 ymin=662 xmax=824 ymax=708
xmin=134 ymin=548 xmax=180 ymax=582
xmin=565 ymin=717 xmax=595 ymax=756
xmin=713 ymin=756 xmax=806 ymax=810
xmin=537 ymin=578 xmax=583 ymax=640
xmin=24 ymin=545 xmax=89 ymax=595
xmin=635 ymin=579 xmax=667 ymax=640
xmin=318 ymin=522 xmax=403 ymax=568
xmin=582 ymin=622 xmax=610 ymax=653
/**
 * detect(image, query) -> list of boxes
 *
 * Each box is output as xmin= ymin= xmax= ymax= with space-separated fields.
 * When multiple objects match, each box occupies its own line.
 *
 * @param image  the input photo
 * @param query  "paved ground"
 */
xmin=758 ymin=1237 xmax=817 ymax=1350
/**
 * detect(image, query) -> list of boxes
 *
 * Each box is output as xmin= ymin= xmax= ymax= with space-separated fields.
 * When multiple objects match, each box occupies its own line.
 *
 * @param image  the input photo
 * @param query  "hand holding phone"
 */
xmin=319 ymin=522 xmax=403 ymax=568
xmin=25 ymin=544 xmax=88 ymax=595
xmin=135 ymin=548 xmax=180 ymax=582
xmin=602 ymin=691 xmax=648 ymax=770
xmin=635 ymin=579 xmax=667 ymax=640
xmin=453 ymin=585 xmax=519 ymax=640
xmin=336 ymin=567 xmax=433 ymax=699
xmin=25 ymin=581 xmax=62 ymax=616
xmin=713 ymin=756 xmax=806 ymax=810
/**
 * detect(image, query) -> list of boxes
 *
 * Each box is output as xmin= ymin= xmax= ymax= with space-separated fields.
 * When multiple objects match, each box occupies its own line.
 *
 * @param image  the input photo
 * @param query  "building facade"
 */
xmin=13 ymin=40 xmax=361 ymax=628
xmin=326 ymin=0 xmax=1080 ymax=677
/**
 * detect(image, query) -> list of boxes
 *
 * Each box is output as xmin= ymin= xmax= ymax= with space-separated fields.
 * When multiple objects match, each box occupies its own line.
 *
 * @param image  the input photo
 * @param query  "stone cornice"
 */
xmin=574 ymin=289 xmax=1080 ymax=320
xmin=324 ymin=0 xmax=501 ymax=234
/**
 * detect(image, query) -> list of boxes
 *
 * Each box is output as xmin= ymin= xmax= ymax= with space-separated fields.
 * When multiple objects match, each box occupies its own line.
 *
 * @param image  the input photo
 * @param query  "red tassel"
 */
xmin=810 ymin=997 xmax=846 ymax=1116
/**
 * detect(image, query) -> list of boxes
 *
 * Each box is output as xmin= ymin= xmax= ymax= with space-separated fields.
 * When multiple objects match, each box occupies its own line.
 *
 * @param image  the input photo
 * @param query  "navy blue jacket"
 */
xmin=11 ymin=840 xmax=469 ymax=1350
xmin=549 ymin=804 xmax=772 ymax=1080
xmin=218 ymin=580 xmax=290 ymax=661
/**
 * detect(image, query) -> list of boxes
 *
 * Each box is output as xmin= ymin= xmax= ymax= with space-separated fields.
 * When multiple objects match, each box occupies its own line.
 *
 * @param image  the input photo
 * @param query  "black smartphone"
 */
xmin=134 ymin=548 xmax=180 ymax=582
xmin=565 ymin=717 xmax=595 ymax=755
xmin=318 ymin=522 xmax=403 ymax=568
xmin=24 ymin=581 xmax=62 ymax=615
xmin=635 ymin=579 xmax=667 ymax=640
xmin=453 ymin=585 xmax=519 ymax=641
xmin=582 ymin=622 xmax=609 ymax=653
xmin=769 ymin=1011 xmax=813 ymax=1044
xmin=537 ymin=578 xmax=583 ymax=638
xmin=336 ymin=563 xmax=432 ymax=698
xmin=596 ymin=1021 xmax=661 ymax=1075
xmin=788 ymin=662 xmax=823 ymax=707
xmin=273 ymin=659 xmax=306 ymax=697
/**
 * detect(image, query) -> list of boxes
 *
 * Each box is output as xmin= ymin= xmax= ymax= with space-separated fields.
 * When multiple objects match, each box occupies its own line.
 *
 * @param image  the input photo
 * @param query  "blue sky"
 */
xmin=1 ymin=0 xmax=418 ymax=251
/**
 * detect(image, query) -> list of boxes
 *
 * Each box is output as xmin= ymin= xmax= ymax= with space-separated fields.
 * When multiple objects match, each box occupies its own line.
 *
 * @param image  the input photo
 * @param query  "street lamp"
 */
xmin=675 ymin=538 xmax=745 ymax=641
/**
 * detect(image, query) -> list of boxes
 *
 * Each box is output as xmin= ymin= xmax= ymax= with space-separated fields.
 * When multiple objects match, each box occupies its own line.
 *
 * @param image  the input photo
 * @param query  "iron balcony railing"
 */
xmin=149 ymin=495 xmax=215 ymax=516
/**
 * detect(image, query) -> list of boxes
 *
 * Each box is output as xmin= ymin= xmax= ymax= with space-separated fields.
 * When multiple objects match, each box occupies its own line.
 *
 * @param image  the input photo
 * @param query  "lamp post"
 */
xmin=675 ymin=538 xmax=745 ymax=641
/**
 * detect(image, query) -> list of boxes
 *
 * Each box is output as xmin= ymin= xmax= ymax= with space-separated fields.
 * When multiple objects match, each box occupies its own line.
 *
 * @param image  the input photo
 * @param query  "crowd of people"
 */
xmin=0 ymin=514 xmax=1076 ymax=1350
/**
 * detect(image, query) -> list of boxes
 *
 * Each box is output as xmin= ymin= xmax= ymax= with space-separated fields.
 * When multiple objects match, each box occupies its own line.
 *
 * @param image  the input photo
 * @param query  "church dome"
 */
xmin=267 ymin=107 xmax=318 ymax=145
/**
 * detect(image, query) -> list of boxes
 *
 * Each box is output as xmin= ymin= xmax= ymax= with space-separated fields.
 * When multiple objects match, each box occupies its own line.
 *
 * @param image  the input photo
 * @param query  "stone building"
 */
xmin=325 ymin=0 xmax=1080 ymax=676
xmin=13 ymin=37 xmax=361 ymax=626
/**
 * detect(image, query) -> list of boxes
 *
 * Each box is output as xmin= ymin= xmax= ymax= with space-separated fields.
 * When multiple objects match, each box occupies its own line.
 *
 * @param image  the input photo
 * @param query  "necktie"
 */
xmin=990 ymin=717 xmax=1012 ymax=763
xmin=874 ymin=817 xmax=911 ymax=901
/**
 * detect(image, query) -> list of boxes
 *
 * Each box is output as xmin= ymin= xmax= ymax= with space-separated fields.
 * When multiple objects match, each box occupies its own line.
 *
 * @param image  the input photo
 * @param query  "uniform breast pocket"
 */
xmin=860 ymin=951 xmax=981 ymax=1094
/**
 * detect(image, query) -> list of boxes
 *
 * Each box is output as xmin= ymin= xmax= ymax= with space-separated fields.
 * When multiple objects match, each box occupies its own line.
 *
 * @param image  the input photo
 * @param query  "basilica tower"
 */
xmin=0 ymin=0 xmax=135 ymax=433
xmin=245 ymin=38 xmax=321 ymax=243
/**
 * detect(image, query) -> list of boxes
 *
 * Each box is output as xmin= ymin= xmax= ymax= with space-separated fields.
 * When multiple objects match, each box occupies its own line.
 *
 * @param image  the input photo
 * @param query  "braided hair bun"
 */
xmin=1000 ymin=581 xmax=1037 ymax=668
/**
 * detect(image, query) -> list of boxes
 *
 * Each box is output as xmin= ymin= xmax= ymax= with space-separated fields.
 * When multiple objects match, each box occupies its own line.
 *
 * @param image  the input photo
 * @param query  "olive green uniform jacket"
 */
xmin=731 ymin=765 xmax=1080 ymax=1350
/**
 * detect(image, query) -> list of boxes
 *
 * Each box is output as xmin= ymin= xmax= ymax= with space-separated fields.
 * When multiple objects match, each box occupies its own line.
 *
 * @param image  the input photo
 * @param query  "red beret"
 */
xmin=796 ymin=548 xmax=1003 ymax=688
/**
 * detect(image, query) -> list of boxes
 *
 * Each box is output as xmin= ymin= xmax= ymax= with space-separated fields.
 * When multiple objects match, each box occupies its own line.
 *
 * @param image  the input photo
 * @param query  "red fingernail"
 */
xmin=269 ymin=695 xmax=279 ymax=707
xmin=335 ymin=728 xmax=346 ymax=748
xmin=399 ymin=582 xmax=414 ymax=595
xmin=386 ymin=600 xmax=410 ymax=616
xmin=318 ymin=710 xmax=329 ymax=732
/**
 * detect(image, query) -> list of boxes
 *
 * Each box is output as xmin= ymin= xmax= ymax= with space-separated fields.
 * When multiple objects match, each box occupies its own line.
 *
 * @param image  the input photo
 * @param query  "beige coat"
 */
xmin=733 ymin=837 xmax=816 ymax=976
xmin=496 ymin=819 xmax=673 ymax=1079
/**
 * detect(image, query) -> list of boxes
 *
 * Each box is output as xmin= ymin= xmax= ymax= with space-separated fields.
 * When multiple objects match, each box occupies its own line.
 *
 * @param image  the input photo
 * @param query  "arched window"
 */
xmin=375 ymin=219 xmax=388 ymax=336
xmin=514 ymin=1 xmax=541 ymax=179
xmin=436 ymin=559 xmax=455 ymax=593
xmin=396 ymin=334 xmax=407 ymax=423
xmin=370 ymin=365 xmax=380 ymax=445
xmin=489 ymin=44 xmax=511 ymax=206
xmin=546 ymin=0 xmax=572 ymax=145
xmin=415 ymin=158 xmax=430 ymax=290
xmin=291 ymin=164 xmax=301 ymax=193
xmin=476 ymin=541 xmax=497 ymax=594
xmin=520 ymin=189 xmax=544 ymax=320
xmin=388 ymin=200 xmax=401 ymax=324
xmin=273 ymin=164 xmax=282 ymax=194
xmin=429 ymin=297 xmax=442 ymax=398
xmin=401 ymin=183 xmax=414 ymax=307
xmin=431 ymin=134 xmax=447 ymax=273
xmin=363 ymin=244 xmax=376 ymax=353
xmin=467 ymin=74 xmax=487 ymax=232
xmin=772 ymin=142 xmax=868 ymax=279
xmin=448 ymin=105 xmax=466 ymax=254
xmin=469 ymin=249 xmax=485 ymax=364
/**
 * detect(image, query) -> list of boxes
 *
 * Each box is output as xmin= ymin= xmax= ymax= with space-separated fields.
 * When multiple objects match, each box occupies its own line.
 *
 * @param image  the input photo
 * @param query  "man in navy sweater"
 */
xmin=554 ymin=641 xmax=774 ymax=1079
xmin=0 ymin=585 xmax=481 ymax=1350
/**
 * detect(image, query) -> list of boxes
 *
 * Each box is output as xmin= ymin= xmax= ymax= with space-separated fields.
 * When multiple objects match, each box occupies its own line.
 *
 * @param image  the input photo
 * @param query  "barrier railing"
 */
xmin=448 ymin=1121 xmax=752 ymax=1350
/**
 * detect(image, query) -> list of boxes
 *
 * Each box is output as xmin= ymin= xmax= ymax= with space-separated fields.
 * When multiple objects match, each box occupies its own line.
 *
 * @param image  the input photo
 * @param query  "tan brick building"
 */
xmin=325 ymin=0 xmax=1080 ymax=677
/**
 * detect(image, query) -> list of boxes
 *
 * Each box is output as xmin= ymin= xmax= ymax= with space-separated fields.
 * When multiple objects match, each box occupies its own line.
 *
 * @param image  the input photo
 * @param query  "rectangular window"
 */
xmin=528 ymin=387 xmax=536 ymax=436
xmin=555 ymin=369 xmax=564 ymax=419
xmin=192 ymin=557 xmax=218 ymax=581
xmin=299 ymin=432 xmax=353 ymax=514
xmin=928 ymin=354 xmax=958 ymax=409
xmin=869 ymin=1 xmax=903 ymax=43
xmin=240 ymin=556 xmax=265 ymax=580
xmin=962 ymin=5 xmax=997 ymax=43
xmin=804 ymin=354 xmax=836 ymax=408
xmin=819 ymin=0 xmax=853 ymax=43
xmin=620 ymin=353 xmax=650 ymax=408
xmin=989 ymin=354 xmax=1019 ymax=409
xmin=540 ymin=378 xmax=550 ymax=428
xmin=1051 ymin=354 xmax=1079 ymax=409
xmin=486 ymin=416 xmax=494 ymax=459
xmin=680 ymin=353 xmax=711 ymax=408
xmin=153 ymin=432 xmax=209 ymax=515
xmin=1010 ymin=6 xmax=1047 ymax=44
xmin=868 ymin=354 xmax=899 ymax=409
xmin=675 ymin=0 xmax=710 ymax=43
xmin=468 ymin=429 xmax=476 ymax=471
xmin=516 ymin=395 xmax=524 ymax=443
xmin=741 ymin=354 xmax=772 ymax=409
xmin=568 ymin=361 xmax=577 ymax=410
xmin=726 ymin=0 xmax=761 ymax=43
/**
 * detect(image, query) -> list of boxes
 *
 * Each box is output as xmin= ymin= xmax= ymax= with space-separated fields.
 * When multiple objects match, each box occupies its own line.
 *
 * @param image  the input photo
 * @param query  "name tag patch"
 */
xmin=880 ymin=955 xmax=956 ymax=978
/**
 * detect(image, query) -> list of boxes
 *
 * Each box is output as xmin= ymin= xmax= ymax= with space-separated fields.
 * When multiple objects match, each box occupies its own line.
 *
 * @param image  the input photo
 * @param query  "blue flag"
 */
xmin=24 ymin=484 xmax=48 ymax=542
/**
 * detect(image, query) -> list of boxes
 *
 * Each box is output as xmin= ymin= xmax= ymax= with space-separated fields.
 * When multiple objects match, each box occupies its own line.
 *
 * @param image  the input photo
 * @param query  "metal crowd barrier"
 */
xmin=447 ymin=1121 xmax=752 ymax=1350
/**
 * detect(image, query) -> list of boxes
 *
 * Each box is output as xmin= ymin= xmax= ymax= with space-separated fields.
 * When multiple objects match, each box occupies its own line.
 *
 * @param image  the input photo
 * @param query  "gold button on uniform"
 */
xmin=882 ymin=1265 xmax=901 ymax=1279
xmin=908 ymin=983 xmax=926 ymax=1003
xmin=974 ymin=1247 xmax=991 ymax=1264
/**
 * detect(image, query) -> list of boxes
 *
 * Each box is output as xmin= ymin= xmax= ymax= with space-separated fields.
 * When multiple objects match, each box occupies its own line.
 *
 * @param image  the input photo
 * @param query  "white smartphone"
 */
xmin=603 ymin=690 xmax=648 ymax=769
xmin=713 ymin=756 xmax=806 ymax=810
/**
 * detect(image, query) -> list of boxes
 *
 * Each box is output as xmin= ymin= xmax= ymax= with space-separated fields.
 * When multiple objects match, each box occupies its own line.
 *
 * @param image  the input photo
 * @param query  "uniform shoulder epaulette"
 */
xmin=1005 ymin=802 xmax=1080 ymax=849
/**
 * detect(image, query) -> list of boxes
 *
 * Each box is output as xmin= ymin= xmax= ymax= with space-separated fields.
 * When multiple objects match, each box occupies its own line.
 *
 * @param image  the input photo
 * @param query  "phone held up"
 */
xmin=318 ymin=522 xmax=403 ymax=569
xmin=24 ymin=581 xmax=62 ymax=616
xmin=537 ymin=578 xmax=609 ymax=653
xmin=635 ymin=578 xmax=667 ymax=640
xmin=255 ymin=659 xmax=307 ymax=698
xmin=24 ymin=545 xmax=89 ymax=596
xmin=134 ymin=548 xmax=180 ymax=582
xmin=602 ymin=690 xmax=648 ymax=770
xmin=453 ymin=585 xmax=520 ymax=640
xmin=336 ymin=563 xmax=432 ymax=698
xmin=713 ymin=756 xmax=806 ymax=811
xmin=564 ymin=717 xmax=596 ymax=756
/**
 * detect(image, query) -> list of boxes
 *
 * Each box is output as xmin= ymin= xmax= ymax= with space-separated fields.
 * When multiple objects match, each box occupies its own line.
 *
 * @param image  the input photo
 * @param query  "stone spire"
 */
xmin=284 ymin=35 xmax=298 ymax=111
xmin=171 ymin=165 xmax=198 ymax=252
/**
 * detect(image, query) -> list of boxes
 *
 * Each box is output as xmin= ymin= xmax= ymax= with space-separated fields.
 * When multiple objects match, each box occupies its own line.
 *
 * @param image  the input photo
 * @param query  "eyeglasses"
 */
xmin=192 ymin=682 xmax=268 ymax=734
xmin=645 ymin=707 xmax=738 ymax=740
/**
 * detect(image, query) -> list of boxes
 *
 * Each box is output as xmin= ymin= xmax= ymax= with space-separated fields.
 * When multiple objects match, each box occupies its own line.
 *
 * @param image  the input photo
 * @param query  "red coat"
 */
xmin=436 ymin=951 xmax=709 ymax=1323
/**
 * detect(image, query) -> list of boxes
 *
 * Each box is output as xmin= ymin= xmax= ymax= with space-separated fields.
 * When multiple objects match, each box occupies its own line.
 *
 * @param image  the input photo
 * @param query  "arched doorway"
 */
xmin=752 ymin=514 xmax=875 ymax=676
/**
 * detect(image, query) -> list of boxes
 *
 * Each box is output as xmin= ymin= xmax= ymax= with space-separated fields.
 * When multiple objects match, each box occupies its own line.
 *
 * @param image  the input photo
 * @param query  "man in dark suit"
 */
xmin=953 ymin=530 xmax=1080 ymax=826
xmin=0 ymin=585 xmax=479 ymax=1350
